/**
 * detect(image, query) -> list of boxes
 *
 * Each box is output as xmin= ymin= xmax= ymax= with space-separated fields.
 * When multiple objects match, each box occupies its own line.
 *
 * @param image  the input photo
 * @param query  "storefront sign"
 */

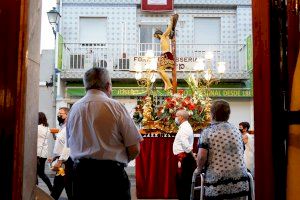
xmin=67 ymin=87 xmax=253 ymax=98
xmin=148 ymin=0 xmax=167 ymax=5
xmin=130 ymin=56 xmax=199 ymax=71
xmin=246 ymin=35 xmax=253 ymax=70
xmin=141 ymin=0 xmax=173 ymax=11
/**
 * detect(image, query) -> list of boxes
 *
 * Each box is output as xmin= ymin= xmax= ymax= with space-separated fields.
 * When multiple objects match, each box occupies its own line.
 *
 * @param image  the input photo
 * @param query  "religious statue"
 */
xmin=154 ymin=14 xmax=178 ymax=91
xmin=142 ymin=96 xmax=154 ymax=125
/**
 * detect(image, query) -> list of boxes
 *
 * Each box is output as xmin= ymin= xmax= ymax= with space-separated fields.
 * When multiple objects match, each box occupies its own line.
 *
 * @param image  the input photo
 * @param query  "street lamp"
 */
xmin=188 ymin=51 xmax=226 ymax=97
xmin=131 ymin=50 xmax=157 ymax=96
xmin=47 ymin=7 xmax=61 ymax=36
xmin=47 ymin=6 xmax=61 ymax=123
xmin=193 ymin=51 xmax=226 ymax=83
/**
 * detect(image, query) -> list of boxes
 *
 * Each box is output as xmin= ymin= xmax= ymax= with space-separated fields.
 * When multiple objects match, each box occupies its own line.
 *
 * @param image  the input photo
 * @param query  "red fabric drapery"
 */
xmin=136 ymin=137 xmax=177 ymax=199
xmin=136 ymin=136 xmax=199 ymax=199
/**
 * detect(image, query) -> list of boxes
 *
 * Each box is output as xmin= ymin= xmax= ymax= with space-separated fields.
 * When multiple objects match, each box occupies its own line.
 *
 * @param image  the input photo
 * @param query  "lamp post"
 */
xmin=47 ymin=7 xmax=61 ymax=38
xmin=47 ymin=7 xmax=61 ymax=111
xmin=132 ymin=50 xmax=157 ymax=96
xmin=190 ymin=51 xmax=226 ymax=97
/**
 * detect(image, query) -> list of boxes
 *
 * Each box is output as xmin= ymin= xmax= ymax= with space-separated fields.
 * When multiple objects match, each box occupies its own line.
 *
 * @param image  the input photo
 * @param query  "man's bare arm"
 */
xmin=126 ymin=143 xmax=140 ymax=161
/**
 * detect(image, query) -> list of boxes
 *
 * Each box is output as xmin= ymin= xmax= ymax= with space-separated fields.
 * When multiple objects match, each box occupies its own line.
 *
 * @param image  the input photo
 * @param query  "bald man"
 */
xmin=173 ymin=110 xmax=196 ymax=200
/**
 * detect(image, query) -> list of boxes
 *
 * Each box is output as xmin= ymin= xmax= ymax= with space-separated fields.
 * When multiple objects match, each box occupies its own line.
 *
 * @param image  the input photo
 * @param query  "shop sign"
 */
xmin=141 ymin=0 xmax=173 ymax=12
xmin=67 ymin=87 xmax=253 ymax=98
xmin=130 ymin=56 xmax=199 ymax=71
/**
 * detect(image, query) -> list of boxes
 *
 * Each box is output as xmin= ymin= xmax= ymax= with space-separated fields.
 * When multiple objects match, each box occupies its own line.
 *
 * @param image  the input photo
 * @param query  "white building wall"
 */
xmin=61 ymin=2 xmax=252 ymax=46
xmin=236 ymin=6 xmax=252 ymax=44
xmin=60 ymin=2 xmax=252 ymax=76
xmin=39 ymin=50 xmax=56 ymax=128
xmin=226 ymin=98 xmax=254 ymax=130
xmin=58 ymin=0 xmax=254 ymax=129
xmin=137 ymin=7 xmax=237 ymax=45
xmin=39 ymin=50 xmax=57 ymax=160
xmin=61 ymin=4 xmax=137 ymax=44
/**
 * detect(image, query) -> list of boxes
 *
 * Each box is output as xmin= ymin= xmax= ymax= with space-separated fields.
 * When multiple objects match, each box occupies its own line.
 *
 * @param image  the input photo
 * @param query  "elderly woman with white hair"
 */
xmin=197 ymin=99 xmax=249 ymax=200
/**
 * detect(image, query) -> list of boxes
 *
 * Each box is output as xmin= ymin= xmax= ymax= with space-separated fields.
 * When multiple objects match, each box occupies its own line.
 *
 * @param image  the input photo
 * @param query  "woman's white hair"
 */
xmin=83 ymin=67 xmax=111 ymax=91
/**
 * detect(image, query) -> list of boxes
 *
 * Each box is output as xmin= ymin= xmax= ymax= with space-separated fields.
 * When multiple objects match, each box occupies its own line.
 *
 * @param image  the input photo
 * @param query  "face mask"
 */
xmin=57 ymin=116 xmax=65 ymax=125
xmin=175 ymin=117 xmax=180 ymax=126
xmin=239 ymin=128 xmax=243 ymax=133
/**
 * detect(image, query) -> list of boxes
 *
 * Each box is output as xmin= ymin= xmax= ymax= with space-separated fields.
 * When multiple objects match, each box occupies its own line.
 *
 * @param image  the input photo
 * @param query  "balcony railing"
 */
xmin=62 ymin=43 xmax=248 ymax=77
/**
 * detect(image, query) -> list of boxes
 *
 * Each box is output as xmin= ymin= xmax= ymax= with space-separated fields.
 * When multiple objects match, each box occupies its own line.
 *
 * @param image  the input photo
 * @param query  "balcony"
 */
xmin=60 ymin=43 xmax=250 ymax=80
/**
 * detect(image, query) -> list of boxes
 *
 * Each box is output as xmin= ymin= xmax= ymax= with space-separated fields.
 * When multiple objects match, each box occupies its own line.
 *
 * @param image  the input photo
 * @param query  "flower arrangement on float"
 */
xmin=133 ymin=82 xmax=211 ymax=134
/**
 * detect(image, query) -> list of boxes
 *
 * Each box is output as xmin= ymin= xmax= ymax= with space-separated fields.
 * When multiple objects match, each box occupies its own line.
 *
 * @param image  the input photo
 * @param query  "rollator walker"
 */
xmin=190 ymin=169 xmax=255 ymax=200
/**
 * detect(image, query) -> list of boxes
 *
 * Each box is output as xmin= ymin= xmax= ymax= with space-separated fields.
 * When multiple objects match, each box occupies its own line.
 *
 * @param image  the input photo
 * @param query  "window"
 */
xmin=79 ymin=17 xmax=107 ymax=44
xmin=194 ymin=17 xmax=221 ymax=44
xmin=70 ymin=54 xmax=84 ymax=69
xmin=194 ymin=17 xmax=221 ymax=58
xmin=139 ymin=24 xmax=167 ymax=55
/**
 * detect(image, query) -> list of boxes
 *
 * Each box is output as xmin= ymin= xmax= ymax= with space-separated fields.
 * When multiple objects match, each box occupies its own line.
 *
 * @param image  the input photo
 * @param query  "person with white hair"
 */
xmin=67 ymin=67 xmax=143 ymax=200
xmin=172 ymin=109 xmax=196 ymax=200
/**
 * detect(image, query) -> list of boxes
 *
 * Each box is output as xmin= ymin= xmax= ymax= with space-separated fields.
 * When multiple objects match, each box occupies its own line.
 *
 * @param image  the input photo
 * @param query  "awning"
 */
xmin=66 ymin=87 xmax=253 ymax=98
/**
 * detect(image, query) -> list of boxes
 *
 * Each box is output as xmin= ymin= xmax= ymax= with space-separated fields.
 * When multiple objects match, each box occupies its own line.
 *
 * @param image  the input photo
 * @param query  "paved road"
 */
xmin=38 ymin=166 xmax=176 ymax=200
xmin=38 ymin=167 xmax=136 ymax=200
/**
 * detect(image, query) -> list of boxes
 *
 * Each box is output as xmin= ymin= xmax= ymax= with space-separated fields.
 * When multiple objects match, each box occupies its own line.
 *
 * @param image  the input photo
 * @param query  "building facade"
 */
xmin=39 ymin=50 xmax=56 ymax=128
xmin=51 ymin=0 xmax=253 ymax=128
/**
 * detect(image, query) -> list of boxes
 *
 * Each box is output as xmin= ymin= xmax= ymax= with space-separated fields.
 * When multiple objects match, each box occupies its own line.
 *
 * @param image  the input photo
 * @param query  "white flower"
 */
xmin=173 ymin=93 xmax=181 ymax=98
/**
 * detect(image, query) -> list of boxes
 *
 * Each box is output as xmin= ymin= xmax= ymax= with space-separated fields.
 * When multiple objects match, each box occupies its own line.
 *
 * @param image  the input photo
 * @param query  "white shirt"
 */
xmin=37 ymin=125 xmax=51 ymax=158
xmin=173 ymin=121 xmax=194 ymax=155
xmin=67 ymin=89 xmax=143 ymax=164
xmin=244 ymin=133 xmax=255 ymax=175
xmin=53 ymin=125 xmax=70 ymax=161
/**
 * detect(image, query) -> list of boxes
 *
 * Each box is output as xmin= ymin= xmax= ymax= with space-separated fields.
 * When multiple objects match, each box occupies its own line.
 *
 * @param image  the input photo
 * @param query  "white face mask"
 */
xmin=175 ymin=117 xmax=180 ymax=126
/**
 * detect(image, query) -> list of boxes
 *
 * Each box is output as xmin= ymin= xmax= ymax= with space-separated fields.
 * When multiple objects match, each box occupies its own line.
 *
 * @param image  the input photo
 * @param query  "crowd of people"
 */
xmin=37 ymin=68 xmax=143 ymax=200
xmin=36 ymin=68 xmax=254 ymax=200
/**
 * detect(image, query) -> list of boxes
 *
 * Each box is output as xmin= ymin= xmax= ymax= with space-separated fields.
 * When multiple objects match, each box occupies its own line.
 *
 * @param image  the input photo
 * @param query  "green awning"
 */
xmin=66 ymin=87 xmax=253 ymax=98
